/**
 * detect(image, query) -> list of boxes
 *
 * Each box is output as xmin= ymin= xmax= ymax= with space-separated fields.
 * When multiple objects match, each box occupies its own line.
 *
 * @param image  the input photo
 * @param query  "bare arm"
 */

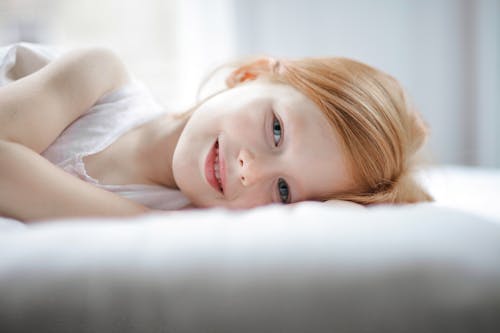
xmin=0 ymin=141 xmax=149 ymax=222
xmin=0 ymin=47 xmax=151 ymax=222
xmin=0 ymin=47 xmax=130 ymax=153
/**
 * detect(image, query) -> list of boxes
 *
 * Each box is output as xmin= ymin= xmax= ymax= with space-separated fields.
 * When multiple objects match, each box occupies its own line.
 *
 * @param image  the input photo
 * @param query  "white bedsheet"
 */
xmin=0 ymin=165 xmax=499 ymax=332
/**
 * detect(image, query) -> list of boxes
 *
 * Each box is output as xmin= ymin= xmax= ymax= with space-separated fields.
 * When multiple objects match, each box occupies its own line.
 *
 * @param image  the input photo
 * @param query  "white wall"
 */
xmin=475 ymin=0 xmax=500 ymax=167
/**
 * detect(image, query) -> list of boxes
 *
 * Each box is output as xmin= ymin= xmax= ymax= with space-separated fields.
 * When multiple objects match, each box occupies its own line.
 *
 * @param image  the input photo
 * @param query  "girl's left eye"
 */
xmin=277 ymin=178 xmax=290 ymax=204
xmin=272 ymin=114 xmax=282 ymax=146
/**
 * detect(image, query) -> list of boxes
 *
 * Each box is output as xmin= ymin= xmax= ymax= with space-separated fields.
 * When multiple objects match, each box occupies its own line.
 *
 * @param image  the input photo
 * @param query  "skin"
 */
xmin=138 ymin=79 xmax=359 ymax=209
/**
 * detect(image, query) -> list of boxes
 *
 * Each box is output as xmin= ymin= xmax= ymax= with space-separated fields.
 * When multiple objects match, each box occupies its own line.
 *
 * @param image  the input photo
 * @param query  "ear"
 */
xmin=225 ymin=57 xmax=278 ymax=88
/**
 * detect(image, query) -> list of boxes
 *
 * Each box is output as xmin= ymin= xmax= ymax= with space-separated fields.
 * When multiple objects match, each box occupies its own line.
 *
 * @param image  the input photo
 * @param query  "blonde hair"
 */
xmin=181 ymin=56 xmax=434 ymax=205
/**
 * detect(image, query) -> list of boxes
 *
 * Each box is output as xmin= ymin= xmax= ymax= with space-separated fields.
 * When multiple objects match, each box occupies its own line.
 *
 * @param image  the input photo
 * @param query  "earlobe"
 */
xmin=225 ymin=57 xmax=278 ymax=88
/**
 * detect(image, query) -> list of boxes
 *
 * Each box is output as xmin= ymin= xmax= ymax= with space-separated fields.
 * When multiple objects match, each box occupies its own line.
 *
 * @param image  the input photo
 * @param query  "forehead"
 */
xmin=270 ymin=83 xmax=356 ymax=201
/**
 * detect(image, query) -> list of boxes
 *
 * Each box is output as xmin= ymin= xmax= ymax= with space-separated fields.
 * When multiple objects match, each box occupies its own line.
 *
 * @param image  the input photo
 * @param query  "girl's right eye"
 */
xmin=272 ymin=114 xmax=282 ymax=146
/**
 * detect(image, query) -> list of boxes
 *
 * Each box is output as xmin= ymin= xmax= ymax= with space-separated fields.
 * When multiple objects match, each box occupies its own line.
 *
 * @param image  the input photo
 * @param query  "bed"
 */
xmin=1 ymin=165 xmax=499 ymax=332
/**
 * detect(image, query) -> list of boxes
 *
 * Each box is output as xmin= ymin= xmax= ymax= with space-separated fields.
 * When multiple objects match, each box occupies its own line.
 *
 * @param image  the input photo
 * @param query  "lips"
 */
xmin=205 ymin=137 xmax=224 ymax=194
xmin=218 ymin=137 xmax=226 ymax=194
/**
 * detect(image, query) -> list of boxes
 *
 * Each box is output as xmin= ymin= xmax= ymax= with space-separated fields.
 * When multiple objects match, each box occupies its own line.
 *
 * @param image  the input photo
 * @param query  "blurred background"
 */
xmin=0 ymin=0 xmax=498 ymax=167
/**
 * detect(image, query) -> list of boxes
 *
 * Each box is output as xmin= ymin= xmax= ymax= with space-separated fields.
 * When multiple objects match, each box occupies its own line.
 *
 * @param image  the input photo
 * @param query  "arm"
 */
xmin=0 ymin=140 xmax=149 ymax=222
xmin=0 ymin=47 xmax=130 ymax=153
xmin=0 ymin=47 xmax=150 ymax=222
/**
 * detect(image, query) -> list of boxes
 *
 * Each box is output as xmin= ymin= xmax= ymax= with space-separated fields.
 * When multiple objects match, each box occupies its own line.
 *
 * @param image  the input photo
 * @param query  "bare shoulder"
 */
xmin=0 ymin=46 xmax=130 ymax=153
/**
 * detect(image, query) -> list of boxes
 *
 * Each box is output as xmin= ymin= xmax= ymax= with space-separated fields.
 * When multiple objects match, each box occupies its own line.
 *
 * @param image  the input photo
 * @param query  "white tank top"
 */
xmin=1 ymin=43 xmax=191 ymax=211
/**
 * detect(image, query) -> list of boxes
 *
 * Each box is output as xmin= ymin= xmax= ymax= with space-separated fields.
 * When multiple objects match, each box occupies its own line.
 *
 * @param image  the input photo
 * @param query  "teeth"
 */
xmin=213 ymin=146 xmax=222 ymax=187
xmin=214 ymin=160 xmax=221 ymax=183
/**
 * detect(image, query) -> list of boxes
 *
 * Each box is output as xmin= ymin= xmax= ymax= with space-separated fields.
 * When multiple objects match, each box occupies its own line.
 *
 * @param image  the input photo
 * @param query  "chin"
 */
xmin=179 ymin=187 xmax=216 ymax=208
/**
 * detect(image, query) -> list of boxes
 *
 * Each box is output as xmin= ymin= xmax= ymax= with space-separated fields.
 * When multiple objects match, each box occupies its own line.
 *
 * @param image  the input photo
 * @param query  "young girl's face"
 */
xmin=172 ymin=80 xmax=356 ymax=209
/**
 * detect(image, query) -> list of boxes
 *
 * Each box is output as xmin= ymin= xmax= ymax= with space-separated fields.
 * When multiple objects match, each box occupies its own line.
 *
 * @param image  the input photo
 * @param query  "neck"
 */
xmin=135 ymin=113 xmax=188 ymax=189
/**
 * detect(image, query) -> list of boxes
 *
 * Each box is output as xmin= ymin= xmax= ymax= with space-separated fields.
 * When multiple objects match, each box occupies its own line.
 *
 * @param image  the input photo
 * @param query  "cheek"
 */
xmin=225 ymin=187 xmax=272 ymax=209
xmin=171 ymin=137 xmax=196 ymax=195
xmin=171 ymin=119 xmax=209 ymax=196
xmin=223 ymin=111 xmax=263 ymax=146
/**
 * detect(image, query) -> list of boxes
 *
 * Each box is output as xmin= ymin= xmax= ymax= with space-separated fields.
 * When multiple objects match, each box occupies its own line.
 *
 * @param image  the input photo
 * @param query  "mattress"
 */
xmin=0 ymin=165 xmax=499 ymax=332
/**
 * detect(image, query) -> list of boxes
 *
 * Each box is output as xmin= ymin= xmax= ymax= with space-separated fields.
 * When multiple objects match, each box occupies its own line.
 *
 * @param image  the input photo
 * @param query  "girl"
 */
xmin=0 ymin=43 xmax=433 ymax=222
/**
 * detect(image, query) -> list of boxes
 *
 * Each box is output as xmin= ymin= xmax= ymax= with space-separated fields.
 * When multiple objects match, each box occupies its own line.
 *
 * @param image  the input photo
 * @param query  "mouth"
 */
xmin=204 ymin=137 xmax=225 ymax=195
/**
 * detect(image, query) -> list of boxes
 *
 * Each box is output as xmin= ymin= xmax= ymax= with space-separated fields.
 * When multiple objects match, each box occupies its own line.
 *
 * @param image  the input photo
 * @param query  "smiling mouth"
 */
xmin=205 ymin=138 xmax=224 ymax=194
xmin=214 ymin=140 xmax=223 ymax=191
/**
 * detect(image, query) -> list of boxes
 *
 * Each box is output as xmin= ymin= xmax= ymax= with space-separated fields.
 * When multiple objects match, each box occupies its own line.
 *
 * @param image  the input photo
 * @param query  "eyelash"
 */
xmin=272 ymin=115 xmax=283 ymax=146
xmin=272 ymin=114 xmax=290 ymax=204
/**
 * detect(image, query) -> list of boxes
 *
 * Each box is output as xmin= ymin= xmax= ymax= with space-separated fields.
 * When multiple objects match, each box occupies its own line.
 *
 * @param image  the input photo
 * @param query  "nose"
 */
xmin=238 ymin=148 xmax=271 ymax=187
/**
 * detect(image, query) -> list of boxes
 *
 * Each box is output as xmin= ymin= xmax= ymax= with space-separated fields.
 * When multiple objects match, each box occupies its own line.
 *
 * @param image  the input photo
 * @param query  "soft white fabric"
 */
xmin=0 ymin=202 xmax=499 ymax=332
xmin=0 ymin=43 xmax=190 ymax=211
xmin=0 ymin=42 xmax=62 ymax=86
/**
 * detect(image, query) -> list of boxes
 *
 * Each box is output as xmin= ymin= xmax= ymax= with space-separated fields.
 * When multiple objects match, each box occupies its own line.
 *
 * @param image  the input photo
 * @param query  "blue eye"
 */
xmin=277 ymin=178 xmax=290 ymax=204
xmin=272 ymin=115 xmax=282 ymax=146
xmin=271 ymin=114 xmax=289 ymax=204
